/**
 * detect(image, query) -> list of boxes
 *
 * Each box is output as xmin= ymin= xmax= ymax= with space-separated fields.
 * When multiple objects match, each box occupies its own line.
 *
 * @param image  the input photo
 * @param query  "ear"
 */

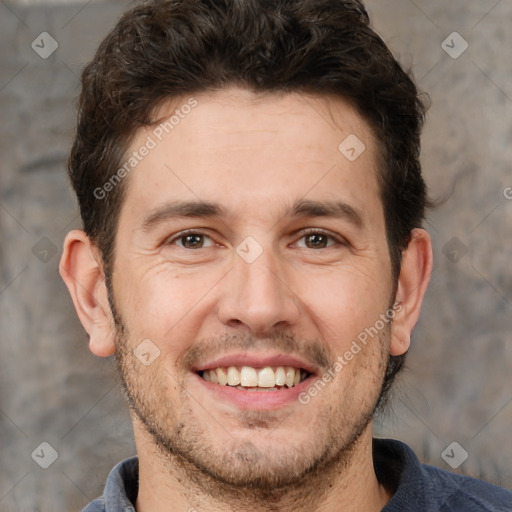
xmin=390 ymin=228 xmax=433 ymax=356
xmin=59 ymin=230 xmax=116 ymax=357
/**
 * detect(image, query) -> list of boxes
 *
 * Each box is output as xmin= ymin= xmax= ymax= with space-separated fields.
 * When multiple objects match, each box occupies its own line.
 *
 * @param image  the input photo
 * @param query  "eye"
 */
xmin=294 ymin=230 xmax=342 ymax=249
xmin=168 ymin=231 xmax=216 ymax=249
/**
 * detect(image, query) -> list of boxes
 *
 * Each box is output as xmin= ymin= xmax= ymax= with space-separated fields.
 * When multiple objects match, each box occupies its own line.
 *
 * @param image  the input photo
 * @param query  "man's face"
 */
xmin=110 ymin=88 xmax=395 ymax=488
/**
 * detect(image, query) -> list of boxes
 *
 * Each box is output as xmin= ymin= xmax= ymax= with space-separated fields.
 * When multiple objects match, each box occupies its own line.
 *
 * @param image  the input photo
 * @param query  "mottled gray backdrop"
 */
xmin=1 ymin=0 xmax=511 ymax=510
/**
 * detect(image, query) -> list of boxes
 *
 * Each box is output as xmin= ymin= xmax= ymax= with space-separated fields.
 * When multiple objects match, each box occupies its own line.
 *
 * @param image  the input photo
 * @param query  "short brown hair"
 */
xmin=68 ymin=0 xmax=430 ymax=404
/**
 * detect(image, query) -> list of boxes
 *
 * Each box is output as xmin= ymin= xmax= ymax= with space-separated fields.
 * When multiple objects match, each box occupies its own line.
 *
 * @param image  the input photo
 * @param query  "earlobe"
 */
xmin=59 ymin=230 xmax=116 ymax=357
xmin=390 ymin=228 xmax=433 ymax=356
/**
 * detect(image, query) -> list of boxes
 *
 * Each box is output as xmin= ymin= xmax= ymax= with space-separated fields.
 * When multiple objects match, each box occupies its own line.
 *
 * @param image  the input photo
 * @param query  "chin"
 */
xmin=184 ymin=438 xmax=328 ymax=490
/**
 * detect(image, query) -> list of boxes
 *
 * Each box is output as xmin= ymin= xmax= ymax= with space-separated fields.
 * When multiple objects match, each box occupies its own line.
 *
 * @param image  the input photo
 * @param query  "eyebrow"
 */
xmin=291 ymin=199 xmax=364 ymax=228
xmin=141 ymin=198 xmax=364 ymax=232
xmin=141 ymin=200 xmax=226 ymax=232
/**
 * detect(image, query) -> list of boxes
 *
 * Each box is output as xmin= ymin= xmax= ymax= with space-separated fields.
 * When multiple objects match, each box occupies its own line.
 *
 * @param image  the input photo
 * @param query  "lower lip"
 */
xmin=193 ymin=373 xmax=315 ymax=410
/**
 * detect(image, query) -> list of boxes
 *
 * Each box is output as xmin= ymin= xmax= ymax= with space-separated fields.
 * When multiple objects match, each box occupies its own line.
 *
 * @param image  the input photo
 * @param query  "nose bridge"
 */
xmin=217 ymin=238 xmax=300 ymax=333
xmin=239 ymin=247 xmax=283 ymax=302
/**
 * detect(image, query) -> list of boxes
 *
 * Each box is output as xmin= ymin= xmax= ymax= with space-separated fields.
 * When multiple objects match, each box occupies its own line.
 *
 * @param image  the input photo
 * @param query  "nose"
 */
xmin=217 ymin=244 xmax=301 ymax=335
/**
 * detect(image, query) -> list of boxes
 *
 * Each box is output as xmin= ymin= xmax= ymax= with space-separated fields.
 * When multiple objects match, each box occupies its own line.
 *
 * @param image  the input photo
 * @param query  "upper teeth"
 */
xmin=202 ymin=366 xmax=305 ymax=388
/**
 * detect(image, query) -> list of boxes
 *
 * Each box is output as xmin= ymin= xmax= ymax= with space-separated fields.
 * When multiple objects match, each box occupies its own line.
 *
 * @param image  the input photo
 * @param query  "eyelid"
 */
xmin=292 ymin=228 xmax=346 ymax=247
xmin=165 ymin=228 xmax=346 ymax=248
xmin=166 ymin=229 xmax=217 ymax=247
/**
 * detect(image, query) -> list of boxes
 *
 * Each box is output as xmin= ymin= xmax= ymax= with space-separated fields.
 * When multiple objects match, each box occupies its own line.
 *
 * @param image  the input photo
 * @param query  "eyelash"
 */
xmin=166 ymin=228 xmax=346 ymax=249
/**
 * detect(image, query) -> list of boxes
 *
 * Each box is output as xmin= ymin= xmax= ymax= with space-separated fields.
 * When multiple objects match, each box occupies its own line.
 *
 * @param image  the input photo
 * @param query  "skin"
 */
xmin=60 ymin=87 xmax=432 ymax=512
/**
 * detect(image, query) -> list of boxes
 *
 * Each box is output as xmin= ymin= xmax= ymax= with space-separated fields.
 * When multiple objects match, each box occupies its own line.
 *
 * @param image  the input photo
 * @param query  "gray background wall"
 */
xmin=0 ymin=0 xmax=511 ymax=510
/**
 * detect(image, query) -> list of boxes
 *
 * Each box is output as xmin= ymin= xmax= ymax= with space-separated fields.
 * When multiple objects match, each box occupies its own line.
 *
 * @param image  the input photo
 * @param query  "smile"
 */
xmin=200 ymin=366 xmax=310 ymax=390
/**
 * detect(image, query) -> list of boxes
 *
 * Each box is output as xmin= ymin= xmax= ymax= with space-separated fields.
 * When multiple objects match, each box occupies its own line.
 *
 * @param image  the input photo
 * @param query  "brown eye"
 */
xmin=301 ymin=233 xmax=339 ymax=249
xmin=295 ymin=230 xmax=340 ymax=249
xmin=181 ymin=234 xmax=204 ymax=248
xmin=169 ymin=232 xmax=215 ymax=249
xmin=304 ymin=233 xmax=330 ymax=249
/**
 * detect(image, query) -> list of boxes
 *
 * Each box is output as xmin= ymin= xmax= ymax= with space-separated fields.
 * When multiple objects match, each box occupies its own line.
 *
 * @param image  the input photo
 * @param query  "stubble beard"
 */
xmin=110 ymin=303 xmax=390 ymax=504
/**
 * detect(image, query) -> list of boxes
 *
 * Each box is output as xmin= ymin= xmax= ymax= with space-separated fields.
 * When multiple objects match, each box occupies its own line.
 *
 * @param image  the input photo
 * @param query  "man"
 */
xmin=59 ymin=0 xmax=512 ymax=510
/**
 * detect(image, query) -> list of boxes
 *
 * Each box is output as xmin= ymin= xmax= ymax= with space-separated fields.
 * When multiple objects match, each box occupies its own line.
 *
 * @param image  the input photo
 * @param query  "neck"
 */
xmin=133 ymin=421 xmax=391 ymax=512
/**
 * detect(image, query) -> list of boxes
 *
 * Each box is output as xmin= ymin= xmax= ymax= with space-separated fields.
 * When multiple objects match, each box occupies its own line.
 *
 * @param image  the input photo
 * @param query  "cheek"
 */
xmin=299 ymin=265 xmax=390 ymax=347
xmin=114 ymin=265 xmax=210 ymax=350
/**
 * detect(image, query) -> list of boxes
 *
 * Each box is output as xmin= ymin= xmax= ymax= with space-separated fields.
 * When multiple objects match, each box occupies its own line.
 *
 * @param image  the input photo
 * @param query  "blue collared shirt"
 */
xmin=82 ymin=439 xmax=512 ymax=511
xmin=83 ymin=456 xmax=138 ymax=511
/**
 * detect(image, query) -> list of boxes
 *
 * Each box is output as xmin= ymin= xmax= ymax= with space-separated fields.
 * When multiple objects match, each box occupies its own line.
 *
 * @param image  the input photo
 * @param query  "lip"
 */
xmin=191 ymin=351 xmax=320 ymax=375
xmin=192 ymin=371 xmax=317 ymax=410
xmin=189 ymin=352 xmax=321 ymax=410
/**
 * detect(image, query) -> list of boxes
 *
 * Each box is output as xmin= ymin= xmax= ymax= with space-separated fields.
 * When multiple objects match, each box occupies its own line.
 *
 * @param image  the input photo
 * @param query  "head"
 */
xmin=61 ymin=0 xmax=432 ymax=495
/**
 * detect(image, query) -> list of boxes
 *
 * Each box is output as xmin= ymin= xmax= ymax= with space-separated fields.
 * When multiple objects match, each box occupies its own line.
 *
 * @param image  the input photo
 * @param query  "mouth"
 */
xmin=199 ymin=365 xmax=311 ymax=391
xmin=191 ymin=353 xmax=319 ymax=409
xmin=189 ymin=350 xmax=323 ymax=410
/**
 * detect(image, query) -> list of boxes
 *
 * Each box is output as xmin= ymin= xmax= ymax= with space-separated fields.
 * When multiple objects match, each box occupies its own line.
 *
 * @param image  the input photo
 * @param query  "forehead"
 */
xmin=149 ymin=88 xmax=374 ymax=160
xmin=119 ymin=87 xmax=383 ymax=230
